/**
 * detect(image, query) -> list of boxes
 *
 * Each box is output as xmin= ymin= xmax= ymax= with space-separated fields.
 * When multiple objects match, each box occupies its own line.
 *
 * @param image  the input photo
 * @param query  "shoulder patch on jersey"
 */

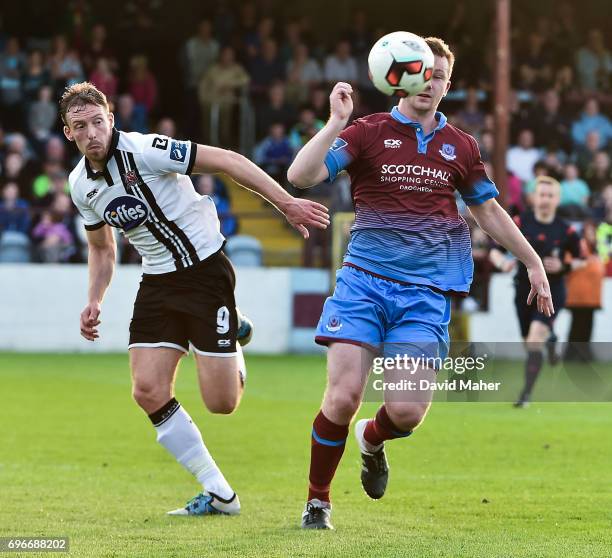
xmin=170 ymin=140 xmax=188 ymax=162
xmin=152 ymin=136 xmax=169 ymax=150
xmin=330 ymin=137 xmax=348 ymax=151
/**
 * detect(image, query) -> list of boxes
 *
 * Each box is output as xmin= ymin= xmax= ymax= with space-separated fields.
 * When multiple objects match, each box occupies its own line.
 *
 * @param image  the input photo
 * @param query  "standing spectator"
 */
xmin=89 ymin=57 xmax=118 ymax=101
xmin=559 ymin=163 xmax=590 ymax=216
xmin=28 ymin=86 xmax=58 ymax=144
xmin=21 ymin=50 xmax=51 ymax=106
xmin=531 ymin=89 xmax=571 ymax=153
xmin=571 ymin=98 xmax=612 ymax=149
xmin=564 ymin=220 xmax=605 ymax=362
xmin=114 ymin=94 xmax=147 ymax=134
xmin=506 ymin=129 xmax=542 ymax=183
xmin=128 ymin=55 xmax=157 ymax=117
xmin=286 ymin=43 xmax=323 ymax=105
xmin=454 ymin=87 xmax=485 ymax=137
xmin=255 ymin=82 xmax=294 ymax=140
xmin=0 ymin=181 xmax=30 ymax=235
xmin=248 ymin=39 xmax=285 ymax=98
xmin=576 ymin=29 xmax=612 ymax=92
xmin=0 ymin=37 xmax=25 ymax=131
xmin=324 ymin=40 xmax=358 ymax=84
xmin=253 ymin=122 xmax=295 ymax=185
xmin=199 ymin=46 xmax=250 ymax=146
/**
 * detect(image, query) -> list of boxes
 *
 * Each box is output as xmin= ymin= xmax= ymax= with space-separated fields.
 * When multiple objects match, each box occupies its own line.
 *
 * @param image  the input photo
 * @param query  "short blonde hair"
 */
xmin=425 ymin=37 xmax=455 ymax=77
xmin=59 ymin=82 xmax=109 ymax=125
xmin=535 ymin=175 xmax=561 ymax=192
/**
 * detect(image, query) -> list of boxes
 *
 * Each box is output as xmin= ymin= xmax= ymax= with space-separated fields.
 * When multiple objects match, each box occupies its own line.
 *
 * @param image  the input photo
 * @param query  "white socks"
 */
xmin=150 ymin=399 xmax=234 ymax=500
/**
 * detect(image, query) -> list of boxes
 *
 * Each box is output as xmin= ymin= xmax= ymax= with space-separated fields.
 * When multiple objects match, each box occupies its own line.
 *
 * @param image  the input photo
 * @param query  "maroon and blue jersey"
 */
xmin=324 ymin=106 xmax=498 ymax=295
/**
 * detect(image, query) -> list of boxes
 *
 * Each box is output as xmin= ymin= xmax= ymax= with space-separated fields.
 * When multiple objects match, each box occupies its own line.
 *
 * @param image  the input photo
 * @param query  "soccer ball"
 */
xmin=368 ymin=32 xmax=434 ymax=97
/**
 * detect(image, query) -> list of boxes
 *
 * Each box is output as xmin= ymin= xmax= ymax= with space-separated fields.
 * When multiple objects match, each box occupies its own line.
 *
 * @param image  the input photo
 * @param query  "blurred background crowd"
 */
xmin=0 ymin=0 xmax=610 ymax=291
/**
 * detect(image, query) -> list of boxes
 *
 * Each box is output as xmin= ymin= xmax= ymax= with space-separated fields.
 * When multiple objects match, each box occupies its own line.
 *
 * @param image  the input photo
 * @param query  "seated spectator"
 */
xmin=286 ymin=43 xmax=323 ymax=104
xmin=479 ymin=130 xmax=494 ymax=162
xmin=128 ymin=55 xmax=158 ymax=117
xmin=279 ymin=19 xmax=303 ymax=63
xmin=454 ymin=87 xmax=485 ymax=136
xmin=531 ymin=89 xmax=571 ymax=153
xmin=155 ymin=117 xmax=177 ymax=138
xmin=324 ymin=40 xmax=358 ymax=84
xmin=1 ymin=152 xmax=35 ymax=199
xmin=289 ymin=106 xmax=324 ymax=151
xmin=506 ymin=129 xmax=542 ymax=183
xmin=22 ymin=49 xmax=51 ymax=106
xmin=244 ymin=17 xmax=275 ymax=60
xmin=585 ymin=151 xmax=612 ymax=198
xmin=571 ymin=98 xmax=612 ymax=149
xmin=199 ymin=46 xmax=250 ymax=146
xmin=575 ymin=130 xmax=602 ymax=176
xmin=31 ymin=166 xmax=69 ymax=207
xmin=253 ymin=123 xmax=295 ymax=186
xmin=255 ymin=82 xmax=295 ymax=140
xmin=82 ymin=24 xmax=118 ymax=75
xmin=181 ymin=19 xmax=220 ymax=94
xmin=114 ymin=94 xmax=148 ymax=134
xmin=559 ymin=163 xmax=590 ymax=217
xmin=54 ymin=48 xmax=85 ymax=89
xmin=89 ymin=57 xmax=118 ymax=101
xmin=192 ymin=174 xmax=237 ymax=237
xmin=595 ymin=191 xmax=612 ymax=274
xmin=248 ymin=38 xmax=285 ymax=98
xmin=522 ymin=161 xmax=551 ymax=206
xmin=44 ymin=135 xmax=69 ymax=168
xmin=0 ymin=181 xmax=30 ymax=235
xmin=516 ymin=32 xmax=553 ymax=92
xmin=31 ymin=194 xmax=75 ymax=263
xmin=309 ymin=86 xmax=329 ymax=122
xmin=576 ymin=29 xmax=612 ymax=92
xmin=0 ymin=37 xmax=25 ymax=131
xmin=28 ymin=86 xmax=58 ymax=143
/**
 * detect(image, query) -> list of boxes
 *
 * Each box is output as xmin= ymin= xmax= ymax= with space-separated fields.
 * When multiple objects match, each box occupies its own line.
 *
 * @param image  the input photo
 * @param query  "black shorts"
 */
xmin=514 ymin=278 xmax=566 ymax=338
xmin=129 ymin=250 xmax=238 ymax=356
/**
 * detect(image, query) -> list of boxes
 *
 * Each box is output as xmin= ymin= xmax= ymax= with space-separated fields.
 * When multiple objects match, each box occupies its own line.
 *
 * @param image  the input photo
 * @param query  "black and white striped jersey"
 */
xmin=69 ymin=129 xmax=224 ymax=274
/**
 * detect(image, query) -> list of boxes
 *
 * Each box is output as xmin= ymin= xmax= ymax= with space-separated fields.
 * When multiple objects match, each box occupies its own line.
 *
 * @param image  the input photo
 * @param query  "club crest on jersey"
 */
xmin=123 ymin=170 xmax=139 ymax=188
xmin=439 ymin=143 xmax=456 ymax=161
xmin=170 ymin=140 xmax=188 ymax=162
xmin=103 ymin=195 xmax=149 ymax=231
xmin=330 ymin=137 xmax=348 ymax=151
xmin=325 ymin=316 xmax=343 ymax=333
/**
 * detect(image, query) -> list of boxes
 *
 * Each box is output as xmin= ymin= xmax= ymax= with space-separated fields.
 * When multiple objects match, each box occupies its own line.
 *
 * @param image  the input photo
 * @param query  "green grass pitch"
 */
xmin=1 ymin=353 xmax=611 ymax=557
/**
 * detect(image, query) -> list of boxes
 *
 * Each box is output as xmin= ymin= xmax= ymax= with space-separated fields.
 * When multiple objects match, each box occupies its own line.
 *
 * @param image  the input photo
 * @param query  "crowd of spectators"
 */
xmin=0 ymin=2 xmax=611 ymax=275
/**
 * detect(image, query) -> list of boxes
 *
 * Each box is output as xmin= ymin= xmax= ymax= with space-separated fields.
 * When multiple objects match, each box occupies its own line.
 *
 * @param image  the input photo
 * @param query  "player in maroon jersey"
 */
xmin=288 ymin=37 xmax=554 ymax=530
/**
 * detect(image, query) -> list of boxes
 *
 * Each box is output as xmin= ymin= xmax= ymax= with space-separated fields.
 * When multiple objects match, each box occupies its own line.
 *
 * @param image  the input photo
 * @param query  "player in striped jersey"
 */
xmin=62 ymin=82 xmax=329 ymax=516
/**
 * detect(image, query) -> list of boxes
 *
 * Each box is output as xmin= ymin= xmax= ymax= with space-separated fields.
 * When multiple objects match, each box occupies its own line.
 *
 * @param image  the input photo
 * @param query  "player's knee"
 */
xmin=327 ymin=389 xmax=361 ymax=421
xmin=204 ymin=394 xmax=239 ymax=415
xmin=132 ymin=383 xmax=170 ymax=413
xmin=386 ymin=403 xmax=428 ymax=432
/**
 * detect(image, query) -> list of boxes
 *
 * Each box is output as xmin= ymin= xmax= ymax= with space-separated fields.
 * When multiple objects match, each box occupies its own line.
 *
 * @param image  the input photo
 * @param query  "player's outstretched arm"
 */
xmin=469 ymin=199 xmax=554 ymax=317
xmin=287 ymin=82 xmax=354 ymax=188
xmin=192 ymin=146 xmax=330 ymax=239
xmin=80 ymin=225 xmax=116 ymax=341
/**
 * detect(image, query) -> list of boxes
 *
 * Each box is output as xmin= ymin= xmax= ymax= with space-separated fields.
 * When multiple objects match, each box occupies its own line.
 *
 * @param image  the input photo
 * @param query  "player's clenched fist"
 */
xmin=80 ymin=301 xmax=101 ymax=341
xmin=329 ymin=82 xmax=354 ymax=123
